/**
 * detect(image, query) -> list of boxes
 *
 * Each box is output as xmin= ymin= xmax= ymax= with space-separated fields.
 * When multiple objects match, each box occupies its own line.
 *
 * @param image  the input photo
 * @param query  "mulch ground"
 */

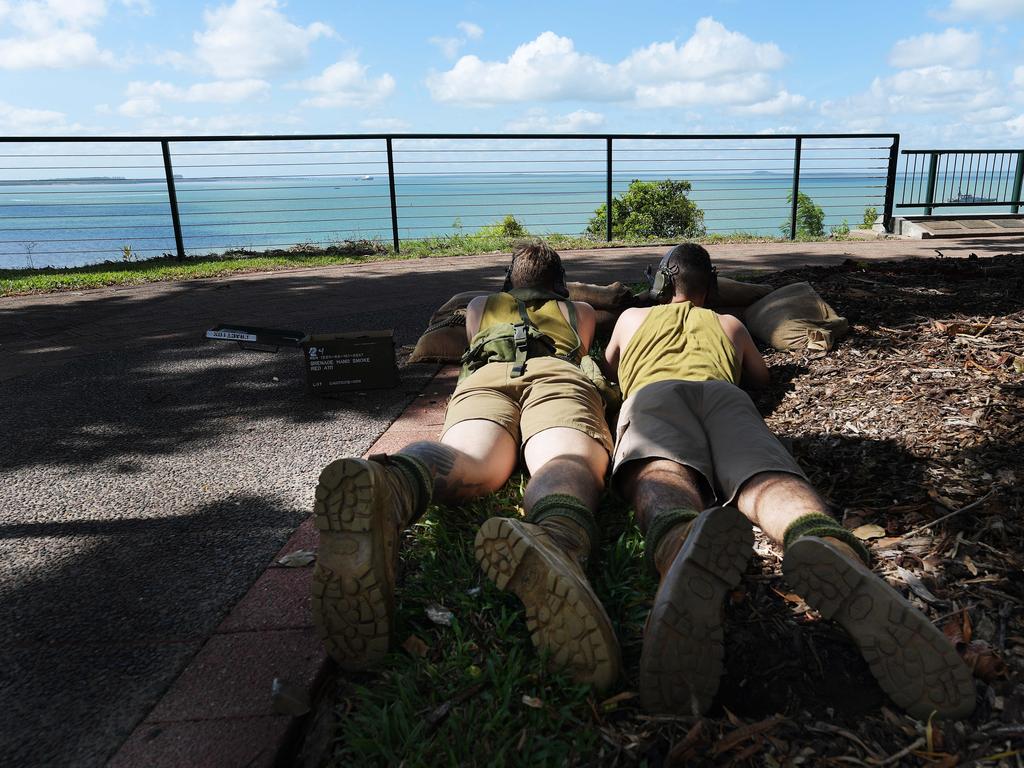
xmin=592 ymin=253 xmax=1024 ymax=766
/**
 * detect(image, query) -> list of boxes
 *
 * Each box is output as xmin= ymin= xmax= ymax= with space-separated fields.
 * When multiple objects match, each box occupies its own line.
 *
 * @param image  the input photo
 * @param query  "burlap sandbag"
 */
xmin=707 ymin=277 xmax=773 ymax=308
xmin=744 ymin=282 xmax=848 ymax=352
xmin=407 ymin=290 xmax=488 ymax=363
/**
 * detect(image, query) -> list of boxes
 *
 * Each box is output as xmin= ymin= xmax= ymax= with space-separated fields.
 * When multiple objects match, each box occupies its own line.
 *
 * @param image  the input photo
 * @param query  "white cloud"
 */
xmin=621 ymin=18 xmax=785 ymax=82
xmin=457 ymin=21 xmax=483 ymax=39
xmin=504 ymin=109 xmax=605 ymax=132
xmin=430 ymin=20 xmax=484 ymax=59
xmin=117 ymin=78 xmax=270 ymax=118
xmin=297 ymin=58 xmax=395 ymax=108
xmin=934 ymin=0 xmax=1024 ymax=20
xmin=427 ymin=19 xmax=803 ymax=113
xmin=0 ymin=0 xmax=116 ymax=69
xmin=427 ymin=31 xmax=629 ymax=103
xmin=888 ymin=28 xmax=980 ymax=68
xmin=822 ymin=65 xmax=1003 ymax=124
xmin=429 ymin=35 xmax=462 ymax=58
xmin=0 ymin=99 xmax=68 ymax=130
xmin=732 ymin=91 xmax=809 ymax=115
xmin=125 ymin=79 xmax=271 ymax=103
xmin=360 ymin=117 xmax=412 ymax=131
xmin=191 ymin=0 xmax=332 ymax=78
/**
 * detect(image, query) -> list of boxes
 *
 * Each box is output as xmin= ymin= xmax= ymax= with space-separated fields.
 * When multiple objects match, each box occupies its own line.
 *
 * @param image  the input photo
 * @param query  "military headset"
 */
xmin=644 ymin=246 xmax=718 ymax=304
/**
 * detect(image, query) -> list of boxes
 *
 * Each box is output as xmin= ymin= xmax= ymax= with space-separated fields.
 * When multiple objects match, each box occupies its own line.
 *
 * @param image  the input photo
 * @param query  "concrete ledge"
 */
xmin=107 ymin=365 xmax=458 ymax=767
xmin=893 ymin=214 xmax=1024 ymax=239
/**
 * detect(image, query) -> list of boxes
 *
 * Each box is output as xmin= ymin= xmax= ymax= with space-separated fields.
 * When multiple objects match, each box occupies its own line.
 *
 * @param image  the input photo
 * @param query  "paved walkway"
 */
xmin=0 ymin=237 xmax=1019 ymax=767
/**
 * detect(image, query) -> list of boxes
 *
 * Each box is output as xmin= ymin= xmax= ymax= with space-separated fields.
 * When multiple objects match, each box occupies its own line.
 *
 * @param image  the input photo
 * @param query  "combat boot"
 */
xmin=783 ymin=536 xmax=975 ymax=720
xmin=639 ymin=506 xmax=754 ymax=715
xmin=311 ymin=454 xmax=427 ymax=670
xmin=475 ymin=500 xmax=621 ymax=691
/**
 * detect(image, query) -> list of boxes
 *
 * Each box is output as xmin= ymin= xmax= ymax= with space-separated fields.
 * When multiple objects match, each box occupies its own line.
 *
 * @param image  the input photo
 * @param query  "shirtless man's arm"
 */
xmin=717 ymin=313 xmax=770 ymax=388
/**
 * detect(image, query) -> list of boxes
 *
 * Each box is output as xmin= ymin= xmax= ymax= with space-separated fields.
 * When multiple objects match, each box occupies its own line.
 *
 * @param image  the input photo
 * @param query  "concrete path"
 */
xmin=0 ymin=236 xmax=1019 ymax=767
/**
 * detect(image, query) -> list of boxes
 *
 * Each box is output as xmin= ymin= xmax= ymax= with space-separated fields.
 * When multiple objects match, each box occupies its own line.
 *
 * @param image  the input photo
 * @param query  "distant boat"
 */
xmin=359 ymin=175 xmax=374 ymax=181
xmin=948 ymin=191 xmax=995 ymax=204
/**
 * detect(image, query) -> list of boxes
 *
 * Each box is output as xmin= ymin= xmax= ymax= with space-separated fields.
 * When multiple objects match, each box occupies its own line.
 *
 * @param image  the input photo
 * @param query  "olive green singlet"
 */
xmin=476 ymin=293 xmax=580 ymax=359
xmin=618 ymin=302 xmax=740 ymax=399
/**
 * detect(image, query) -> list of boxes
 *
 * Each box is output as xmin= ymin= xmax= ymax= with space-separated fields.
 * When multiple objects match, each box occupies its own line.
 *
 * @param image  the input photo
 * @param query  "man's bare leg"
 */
xmin=313 ymin=420 xmax=516 ymax=669
xmin=619 ymin=458 xmax=754 ymax=714
xmin=735 ymin=471 xmax=975 ymax=720
xmin=475 ymin=427 xmax=622 ymax=690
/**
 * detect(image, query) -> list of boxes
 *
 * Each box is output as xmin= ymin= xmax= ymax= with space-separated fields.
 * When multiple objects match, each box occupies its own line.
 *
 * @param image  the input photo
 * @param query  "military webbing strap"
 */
xmin=505 ymin=288 xmax=582 ymax=378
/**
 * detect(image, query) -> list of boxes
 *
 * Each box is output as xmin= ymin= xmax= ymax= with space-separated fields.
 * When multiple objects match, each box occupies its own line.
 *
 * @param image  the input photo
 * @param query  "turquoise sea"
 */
xmin=0 ymin=171 xmax=1011 ymax=269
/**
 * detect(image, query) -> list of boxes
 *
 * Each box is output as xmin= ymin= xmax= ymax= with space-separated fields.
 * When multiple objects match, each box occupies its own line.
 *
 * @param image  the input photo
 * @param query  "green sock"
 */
xmin=525 ymin=494 xmax=599 ymax=549
xmin=643 ymin=508 xmax=699 ymax=577
xmin=783 ymin=512 xmax=871 ymax=565
xmin=387 ymin=453 xmax=433 ymax=524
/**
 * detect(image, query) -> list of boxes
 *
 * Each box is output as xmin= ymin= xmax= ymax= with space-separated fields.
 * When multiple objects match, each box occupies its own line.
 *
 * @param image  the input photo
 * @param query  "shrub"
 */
xmin=478 ymin=214 xmax=527 ymax=238
xmin=860 ymin=206 xmax=878 ymax=229
xmin=586 ymin=179 xmax=705 ymax=240
xmin=780 ymin=192 xmax=824 ymax=238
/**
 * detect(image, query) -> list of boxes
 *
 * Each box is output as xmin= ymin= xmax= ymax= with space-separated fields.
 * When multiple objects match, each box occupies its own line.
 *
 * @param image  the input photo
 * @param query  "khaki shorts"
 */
xmin=612 ymin=379 xmax=806 ymax=504
xmin=442 ymin=357 xmax=613 ymax=454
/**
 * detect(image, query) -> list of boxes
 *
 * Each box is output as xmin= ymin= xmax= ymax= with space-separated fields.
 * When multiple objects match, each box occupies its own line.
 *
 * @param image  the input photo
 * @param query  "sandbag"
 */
xmin=407 ymin=290 xmax=488 ymax=363
xmin=744 ymin=282 xmax=848 ymax=352
xmin=707 ymin=277 xmax=773 ymax=308
xmin=407 ymin=311 xmax=469 ymax=363
xmin=567 ymin=281 xmax=636 ymax=311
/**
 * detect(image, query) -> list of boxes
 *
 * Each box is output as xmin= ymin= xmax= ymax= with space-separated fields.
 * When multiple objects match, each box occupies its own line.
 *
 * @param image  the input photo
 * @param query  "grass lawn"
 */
xmin=329 ymin=479 xmax=658 ymax=766
xmin=1 ymin=231 xmax=822 ymax=297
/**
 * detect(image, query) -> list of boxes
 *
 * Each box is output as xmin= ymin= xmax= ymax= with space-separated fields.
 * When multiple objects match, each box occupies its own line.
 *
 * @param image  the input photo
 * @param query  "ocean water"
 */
xmin=0 ymin=171 xmax=1010 ymax=270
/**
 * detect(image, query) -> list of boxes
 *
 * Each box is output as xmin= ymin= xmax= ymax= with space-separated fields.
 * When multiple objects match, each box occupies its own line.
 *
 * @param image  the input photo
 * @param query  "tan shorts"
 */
xmin=442 ymin=357 xmax=613 ymax=454
xmin=612 ymin=379 xmax=806 ymax=504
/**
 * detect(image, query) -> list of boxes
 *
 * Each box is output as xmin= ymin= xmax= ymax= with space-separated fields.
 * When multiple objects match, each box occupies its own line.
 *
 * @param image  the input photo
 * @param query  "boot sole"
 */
xmin=783 ymin=537 xmax=975 ymax=720
xmin=639 ymin=506 xmax=754 ymax=715
xmin=311 ymin=458 xmax=393 ymax=670
xmin=475 ymin=517 xmax=622 ymax=691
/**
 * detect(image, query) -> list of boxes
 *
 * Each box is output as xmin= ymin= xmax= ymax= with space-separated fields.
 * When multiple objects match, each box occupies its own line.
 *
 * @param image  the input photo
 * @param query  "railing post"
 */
xmin=1012 ymin=151 xmax=1024 ymax=214
xmin=160 ymin=140 xmax=186 ymax=260
xmin=788 ymin=137 xmax=802 ymax=240
xmin=924 ymin=152 xmax=939 ymax=216
xmin=605 ymin=138 xmax=613 ymax=242
xmin=386 ymin=138 xmax=400 ymax=253
xmin=882 ymin=134 xmax=900 ymax=233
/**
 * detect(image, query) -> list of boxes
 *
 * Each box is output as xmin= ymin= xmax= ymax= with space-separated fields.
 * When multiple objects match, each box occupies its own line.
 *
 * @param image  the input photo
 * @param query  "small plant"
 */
xmin=496 ymin=214 xmax=526 ymax=238
xmin=121 ymin=244 xmax=135 ymax=262
xmin=24 ymin=241 xmax=37 ymax=269
xmin=451 ymin=217 xmax=463 ymax=231
xmin=780 ymin=192 xmax=825 ymax=238
xmin=860 ymin=206 xmax=878 ymax=229
xmin=587 ymin=178 xmax=705 ymax=240
xmin=830 ymin=219 xmax=850 ymax=237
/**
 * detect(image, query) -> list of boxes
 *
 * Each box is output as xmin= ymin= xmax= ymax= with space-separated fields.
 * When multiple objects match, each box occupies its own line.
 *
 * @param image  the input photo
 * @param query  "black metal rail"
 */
xmin=897 ymin=149 xmax=1024 ymax=214
xmin=0 ymin=133 xmax=900 ymax=268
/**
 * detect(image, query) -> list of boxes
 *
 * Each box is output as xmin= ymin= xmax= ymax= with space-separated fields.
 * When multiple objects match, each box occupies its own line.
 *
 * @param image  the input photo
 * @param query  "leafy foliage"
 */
xmin=478 ymin=214 xmax=528 ymax=239
xmin=587 ymin=179 xmax=706 ymax=240
xmin=780 ymin=192 xmax=825 ymax=238
xmin=860 ymin=206 xmax=878 ymax=229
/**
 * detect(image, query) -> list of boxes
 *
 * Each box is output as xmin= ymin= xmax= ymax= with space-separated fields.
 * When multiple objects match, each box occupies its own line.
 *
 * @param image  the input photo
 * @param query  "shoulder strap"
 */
xmin=511 ymin=298 xmax=532 ymax=377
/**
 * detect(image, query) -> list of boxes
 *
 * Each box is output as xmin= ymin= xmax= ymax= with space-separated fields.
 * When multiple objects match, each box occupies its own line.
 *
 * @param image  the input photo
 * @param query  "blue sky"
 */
xmin=2 ymin=0 xmax=1024 ymax=146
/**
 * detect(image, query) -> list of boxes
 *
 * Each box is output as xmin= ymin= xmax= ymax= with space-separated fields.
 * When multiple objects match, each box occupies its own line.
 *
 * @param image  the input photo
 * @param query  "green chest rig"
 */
xmin=459 ymin=288 xmax=582 ymax=381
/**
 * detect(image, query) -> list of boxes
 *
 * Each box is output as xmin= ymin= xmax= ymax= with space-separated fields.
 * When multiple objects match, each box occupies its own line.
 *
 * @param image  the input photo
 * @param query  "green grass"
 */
xmin=328 ymin=479 xmax=658 ymax=767
xmin=0 ymin=230 xmax=836 ymax=297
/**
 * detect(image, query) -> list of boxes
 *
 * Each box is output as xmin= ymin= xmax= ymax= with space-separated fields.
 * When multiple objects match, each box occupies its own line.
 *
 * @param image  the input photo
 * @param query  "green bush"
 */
xmin=477 ymin=214 xmax=527 ymax=238
xmin=831 ymin=219 xmax=850 ymax=237
xmin=586 ymin=179 xmax=705 ymax=240
xmin=780 ymin=192 xmax=824 ymax=238
xmin=860 ymin=206 xmax=878 ymax=229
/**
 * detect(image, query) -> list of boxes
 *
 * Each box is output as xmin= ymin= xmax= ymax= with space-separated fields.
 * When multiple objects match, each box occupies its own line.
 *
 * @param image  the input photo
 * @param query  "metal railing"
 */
xmin=0 ymin=132 xmax=900 ymax=269
xmin=897 ymin=149 xmax=1024 ymax=215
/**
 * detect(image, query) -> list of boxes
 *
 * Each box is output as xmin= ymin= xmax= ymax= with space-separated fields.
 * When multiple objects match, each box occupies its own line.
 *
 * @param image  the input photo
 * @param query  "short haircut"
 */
xmin=665 ymin=242 xmax=716 ymax=298
xmin=509 ymin=238 xmax=564 ymax=290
